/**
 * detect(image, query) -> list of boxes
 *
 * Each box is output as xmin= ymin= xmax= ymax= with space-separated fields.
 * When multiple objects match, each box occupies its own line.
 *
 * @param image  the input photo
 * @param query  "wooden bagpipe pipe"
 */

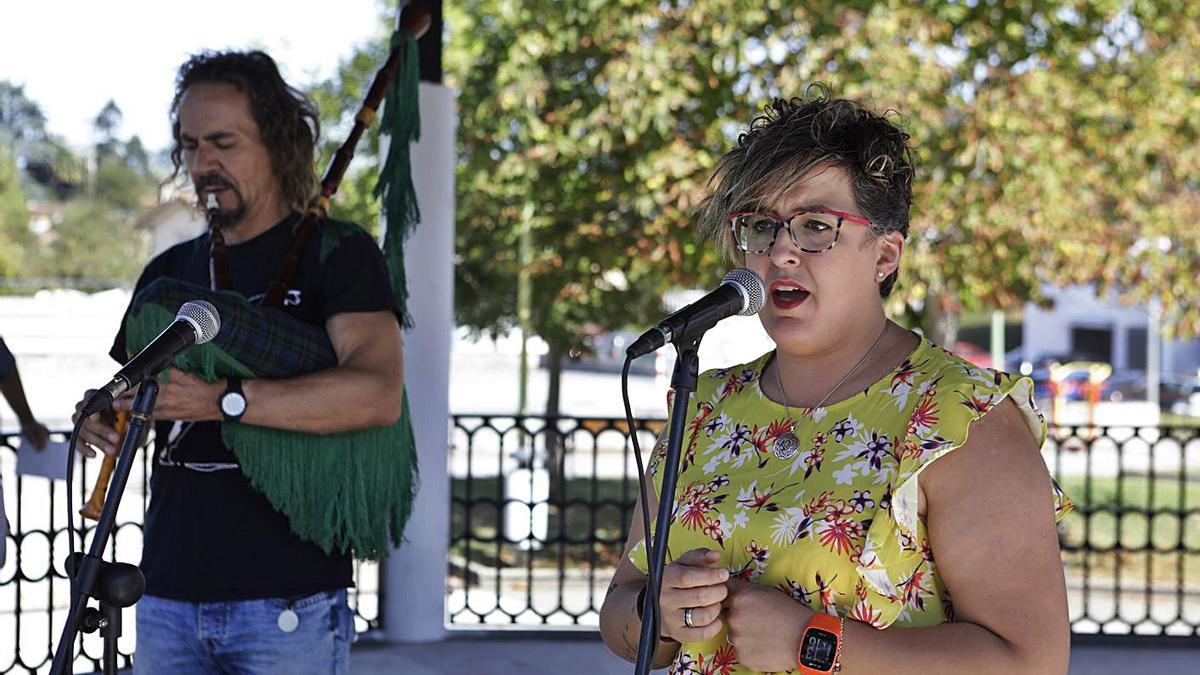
xmin=80 ymin=2 xmax=433 ymax=522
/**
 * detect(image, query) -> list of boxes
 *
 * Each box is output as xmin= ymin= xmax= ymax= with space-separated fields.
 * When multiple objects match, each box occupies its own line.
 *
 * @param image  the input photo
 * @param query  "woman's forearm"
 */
xmin=838 ymin=619 xmax=1067 ymax=675
xmin=599 ymin=581 xmax=680 ymax=668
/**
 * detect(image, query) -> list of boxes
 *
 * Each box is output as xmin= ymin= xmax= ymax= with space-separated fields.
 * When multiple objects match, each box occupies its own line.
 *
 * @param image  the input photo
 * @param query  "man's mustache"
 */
xmin=196 ymin=175 xmax=237 ymax=192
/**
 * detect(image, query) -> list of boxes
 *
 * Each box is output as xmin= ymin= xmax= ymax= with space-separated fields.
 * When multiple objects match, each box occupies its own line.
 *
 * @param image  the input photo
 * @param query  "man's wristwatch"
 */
xmin=218 ymin=377 xmax=247 ymax=423
xmin=796 ymin=612 xmax=843 ymax=674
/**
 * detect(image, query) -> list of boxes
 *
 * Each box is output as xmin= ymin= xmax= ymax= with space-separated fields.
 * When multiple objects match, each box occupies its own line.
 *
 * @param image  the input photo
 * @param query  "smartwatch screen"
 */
xmin=799 ymin=627 xmax=838 ymax=670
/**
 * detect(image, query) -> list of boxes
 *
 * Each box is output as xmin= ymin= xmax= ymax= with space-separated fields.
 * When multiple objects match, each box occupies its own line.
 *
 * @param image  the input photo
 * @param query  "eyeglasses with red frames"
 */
xmin=729 ymin=209 xmax=873 ymax=255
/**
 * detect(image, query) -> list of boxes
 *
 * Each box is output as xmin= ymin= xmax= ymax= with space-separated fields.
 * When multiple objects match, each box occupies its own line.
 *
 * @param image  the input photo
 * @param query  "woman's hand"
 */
xmin=724 ymin=576 xmax=814 ymax=672
xmin=657 ymin=547 xmax=730 ymax=643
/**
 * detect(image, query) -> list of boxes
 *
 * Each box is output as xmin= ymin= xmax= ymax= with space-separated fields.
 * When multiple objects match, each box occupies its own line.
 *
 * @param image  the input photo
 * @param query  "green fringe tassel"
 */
xmin=126 ymin=302 xmax=417 ymax=561
xmin=224 ymin=394 xmax=417 ymax=560
xmin=374 ymin=28 xmax=421 ymax=328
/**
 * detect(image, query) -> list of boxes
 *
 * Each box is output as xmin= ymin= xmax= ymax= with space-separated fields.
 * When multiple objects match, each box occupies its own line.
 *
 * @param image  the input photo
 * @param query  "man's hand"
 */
xmin=723 ymin=576 xmax=813 ymax=672
xmin=19 ymin=417 xmax=50 ymax=450
xmin=72 ymin=391 xmax=121 ymax=458
xmin=113 ymin=368 xmax=222 ymax=422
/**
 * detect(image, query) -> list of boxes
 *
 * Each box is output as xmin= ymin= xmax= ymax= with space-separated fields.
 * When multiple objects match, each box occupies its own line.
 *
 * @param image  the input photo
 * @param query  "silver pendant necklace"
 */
xmin=772 ymin=322 xmax=890 ymax=460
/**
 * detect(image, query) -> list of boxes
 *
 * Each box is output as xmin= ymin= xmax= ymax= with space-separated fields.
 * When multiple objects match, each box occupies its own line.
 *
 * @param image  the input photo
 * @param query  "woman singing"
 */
xmin=600 ymin=86 xmax=1072 ymax=675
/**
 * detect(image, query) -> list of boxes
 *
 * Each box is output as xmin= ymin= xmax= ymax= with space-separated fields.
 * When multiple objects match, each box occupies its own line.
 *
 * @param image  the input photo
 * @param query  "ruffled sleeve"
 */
xmin=853 ymin=353 xmax=1073 ymax=628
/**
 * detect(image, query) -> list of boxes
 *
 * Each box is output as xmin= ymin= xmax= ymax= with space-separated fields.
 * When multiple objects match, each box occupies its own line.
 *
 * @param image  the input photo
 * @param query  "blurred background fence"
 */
xmin=4 ymin=416 xmax=1199 ymax=672
xmin=0 ymin=431 xmax=379 ymax=674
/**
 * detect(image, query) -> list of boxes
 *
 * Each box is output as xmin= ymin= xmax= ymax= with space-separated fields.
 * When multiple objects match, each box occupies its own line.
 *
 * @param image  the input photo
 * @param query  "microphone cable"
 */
xmin=61 ymin=413 xmax=89 ymax=666
xmin=621 ymin=355 xmax=665 ymax=650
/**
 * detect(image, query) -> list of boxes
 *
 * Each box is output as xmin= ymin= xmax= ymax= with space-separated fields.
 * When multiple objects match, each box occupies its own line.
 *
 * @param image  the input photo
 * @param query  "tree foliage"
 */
xmin=0 ymin=94 xmax=159 ymax=286
xmin=308 ymin=38 xmax=392 ymax=236
xmin=0 ymin=81 xmax=47 ymax=150
xmin=447 ymin=0 xmax=738 ymax=370
xmin=0 ymin=145 xmax=31 ymax=277
xmin=446 ymin=0 xmax=1200 ymax=366
xmin=93 ymin=99 xmax=124 ymax=164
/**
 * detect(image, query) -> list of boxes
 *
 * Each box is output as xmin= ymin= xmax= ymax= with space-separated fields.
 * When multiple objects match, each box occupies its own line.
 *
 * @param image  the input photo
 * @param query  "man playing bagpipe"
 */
xmin=72 ymin=50 xmax=416 ymax=674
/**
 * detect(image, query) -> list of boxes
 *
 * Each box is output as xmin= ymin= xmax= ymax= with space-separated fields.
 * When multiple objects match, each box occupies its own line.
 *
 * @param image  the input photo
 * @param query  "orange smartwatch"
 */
xmin=796 ymin=612 xmax=843 ymax=674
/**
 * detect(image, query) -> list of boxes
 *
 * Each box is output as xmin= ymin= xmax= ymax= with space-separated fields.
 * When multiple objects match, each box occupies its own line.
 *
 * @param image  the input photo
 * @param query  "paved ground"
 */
xmin=350 ymin=634 xmax=1200 ymax=675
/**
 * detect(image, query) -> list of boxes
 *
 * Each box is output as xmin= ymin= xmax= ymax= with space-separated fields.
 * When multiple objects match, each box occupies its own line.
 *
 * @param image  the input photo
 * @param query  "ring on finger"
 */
xmin=683 ymin=607 xmax=695 ymax=629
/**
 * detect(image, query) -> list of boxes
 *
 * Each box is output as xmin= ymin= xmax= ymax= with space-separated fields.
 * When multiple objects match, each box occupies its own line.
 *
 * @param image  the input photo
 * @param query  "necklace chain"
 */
xmin=773 ymin=322 xmax=890 ymax=417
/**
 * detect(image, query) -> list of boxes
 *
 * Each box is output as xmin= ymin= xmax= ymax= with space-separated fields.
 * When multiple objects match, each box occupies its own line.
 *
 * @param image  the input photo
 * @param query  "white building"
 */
xmin=1022 ymin=285 xmax=1200 ymax=377
xmin=133 ymin=186 xmax=206 ymax=257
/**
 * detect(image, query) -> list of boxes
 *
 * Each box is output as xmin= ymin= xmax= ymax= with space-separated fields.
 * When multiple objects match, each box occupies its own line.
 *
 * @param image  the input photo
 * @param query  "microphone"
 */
xmin=626 ymin=268 xmax=766 ymax=359
xmin=81 ymin=301 xmax=221 ymax=416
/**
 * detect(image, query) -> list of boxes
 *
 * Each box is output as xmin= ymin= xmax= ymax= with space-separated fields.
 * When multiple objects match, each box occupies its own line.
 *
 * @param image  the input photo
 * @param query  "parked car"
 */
xmin=1100 ymin=371 xmax=1198 ymax=413
xmin=1017 ymin=354 xmax=1090 ymax=400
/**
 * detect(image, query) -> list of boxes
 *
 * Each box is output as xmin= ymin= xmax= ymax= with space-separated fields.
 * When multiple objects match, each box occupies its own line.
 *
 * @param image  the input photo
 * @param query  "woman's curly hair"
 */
xmin=698 ymin=84 xmax=915 ymax=297
xmin=168 ymin=50 xmax=320 ymax=215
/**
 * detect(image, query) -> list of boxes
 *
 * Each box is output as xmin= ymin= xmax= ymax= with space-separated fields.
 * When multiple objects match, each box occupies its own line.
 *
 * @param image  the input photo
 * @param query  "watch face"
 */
xmin=221 ymin=392 xmax=247 ymax=417
xmin=799 ymin=627 xmax=838 ymax=671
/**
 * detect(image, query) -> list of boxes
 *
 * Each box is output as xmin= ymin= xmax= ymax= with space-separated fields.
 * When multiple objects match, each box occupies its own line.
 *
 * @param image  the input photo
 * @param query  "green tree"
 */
xmin=20 ymin=98 xmax=159 ymax=285
xmin=93 ymin=99 xmax=124 ymax=164
xmin=448 ymin=0 xmax=751 ymax=423
xmin=447 ymin=0 xmax=1200 ymax=372
xmin=0 ymin=81 xmax=47 ymax=151
xmin=0 ymin=81 xmax=82 ymax=201
xmin=0 ymin=145 xmax=31 ymax=277
xmin=123 ymin=135 xmax=152 ymax=178
xmin=308 ymin=39 xmax=391 ymax=235
xmin=33 ymin=199 xmax=143 ymax=283
xmin=93 ymin=157 xmax=149 ymax=211
xmin=1032 ymin=3 xmax=1200 ymax=338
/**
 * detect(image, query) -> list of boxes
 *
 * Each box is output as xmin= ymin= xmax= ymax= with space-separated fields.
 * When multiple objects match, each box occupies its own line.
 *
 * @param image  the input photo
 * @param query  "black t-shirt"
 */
xmin=110 ymin=215 xmax=397 ymax=601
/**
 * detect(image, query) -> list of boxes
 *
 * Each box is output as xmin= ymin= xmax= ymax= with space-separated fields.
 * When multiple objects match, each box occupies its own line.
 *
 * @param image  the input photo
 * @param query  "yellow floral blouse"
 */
xmin=631 ymin=336 xmax=1072 ymax=675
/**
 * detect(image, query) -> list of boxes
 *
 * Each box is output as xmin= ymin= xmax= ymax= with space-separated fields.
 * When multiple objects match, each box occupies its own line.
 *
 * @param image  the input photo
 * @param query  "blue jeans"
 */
xmin=133 ymin=590 xmax=353 ymax=674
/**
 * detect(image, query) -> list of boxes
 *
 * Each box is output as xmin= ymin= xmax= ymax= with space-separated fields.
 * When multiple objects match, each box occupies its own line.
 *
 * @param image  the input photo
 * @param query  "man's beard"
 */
xmin=208 ymin=198 xmax=247 ymax=229
xmin=197 ymin=175 xmax=247 ymax=228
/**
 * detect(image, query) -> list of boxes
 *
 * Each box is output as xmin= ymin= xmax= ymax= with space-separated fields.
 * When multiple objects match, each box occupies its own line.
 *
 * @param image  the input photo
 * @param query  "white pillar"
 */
xmin=384 ymin=81 xmax=454 ymax=643
xmin=1147 ymin=299 xmax=1161 ymax=411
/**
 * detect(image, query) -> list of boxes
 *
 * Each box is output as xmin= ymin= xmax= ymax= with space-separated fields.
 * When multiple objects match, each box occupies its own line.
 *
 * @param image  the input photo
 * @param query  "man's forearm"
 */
xmin=1 ymin=370 xmax=37 ymax=425
xmin=241 ymin=364 xmax=403 ymax=434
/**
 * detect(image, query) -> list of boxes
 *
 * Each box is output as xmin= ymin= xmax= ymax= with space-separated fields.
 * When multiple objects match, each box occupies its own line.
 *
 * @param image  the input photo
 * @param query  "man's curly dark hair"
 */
xmin=169 ymin=50 xmax=320 ymax=215
xmin=698 ymin=84 xmax=915 ymax=297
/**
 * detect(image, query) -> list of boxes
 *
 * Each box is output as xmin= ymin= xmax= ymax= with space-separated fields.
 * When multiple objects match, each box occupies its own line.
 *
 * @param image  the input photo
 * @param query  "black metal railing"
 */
xmin=0 ymin=430 xmax=379 ymax=674
xmin=5 ymin=417 xmax=1199 ymax=671
xmin=1050 ymin=424 xmax=1200 ymax=638
xmin=448 ymin=414 xmax=1200 ymax=641
xmin=448 ymin=414 xmax=665 ymax=627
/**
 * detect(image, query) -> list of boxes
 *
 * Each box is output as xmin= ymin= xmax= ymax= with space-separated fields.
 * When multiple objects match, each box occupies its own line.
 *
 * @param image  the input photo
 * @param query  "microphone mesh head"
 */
xmin=177 ymin=300 xmax=221 ymax=344
xmin=723 ymin=268 xmax=767 ymax=316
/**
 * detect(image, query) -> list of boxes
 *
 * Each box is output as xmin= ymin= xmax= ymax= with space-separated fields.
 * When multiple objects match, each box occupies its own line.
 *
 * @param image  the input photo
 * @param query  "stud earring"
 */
xmin=877 ymin=271 xmax=886 ymax=278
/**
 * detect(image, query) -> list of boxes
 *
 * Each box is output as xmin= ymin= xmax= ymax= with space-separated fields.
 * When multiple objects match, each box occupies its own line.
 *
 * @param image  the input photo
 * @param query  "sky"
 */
xmin=0 ymin=0 xmax=392 ymax=153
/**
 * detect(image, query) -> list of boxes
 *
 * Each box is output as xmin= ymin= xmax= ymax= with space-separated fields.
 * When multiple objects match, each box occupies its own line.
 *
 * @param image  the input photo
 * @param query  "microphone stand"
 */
xmin=51 ymin=381 xmax=156 ymax=675
xmin=634 ymin=336 xmax=700 ymax=675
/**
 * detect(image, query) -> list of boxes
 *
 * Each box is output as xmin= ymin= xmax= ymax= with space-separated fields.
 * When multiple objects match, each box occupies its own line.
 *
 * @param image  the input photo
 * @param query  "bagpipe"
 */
xmin=81 ymin=4 xmax=433 ymax=561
